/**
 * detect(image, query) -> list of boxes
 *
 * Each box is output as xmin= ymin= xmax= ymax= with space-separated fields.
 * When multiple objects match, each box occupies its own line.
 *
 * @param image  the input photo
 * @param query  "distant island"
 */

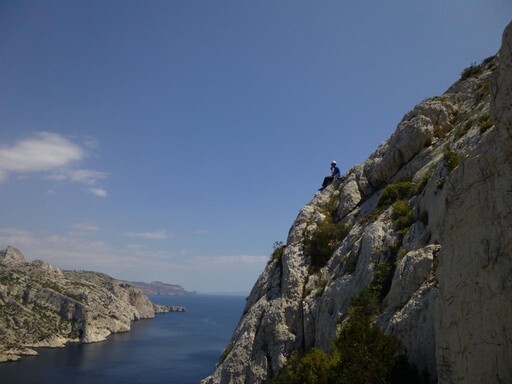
xmin=123 ymin=280 xmax=196 ymax=296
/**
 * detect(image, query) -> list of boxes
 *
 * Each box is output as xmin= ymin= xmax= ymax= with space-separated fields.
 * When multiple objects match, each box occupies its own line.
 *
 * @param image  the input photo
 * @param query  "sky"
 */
xmin=0 ymin=1 xmax=510 ymax=294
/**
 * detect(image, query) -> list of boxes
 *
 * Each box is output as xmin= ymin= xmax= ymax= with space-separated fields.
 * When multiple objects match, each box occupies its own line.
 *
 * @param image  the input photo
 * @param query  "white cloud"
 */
xmin=89 ymin=188 xmax=107 ymax=197
xmin=0 ymin=132 xmax=108 ymax=196
xmin=125 ymin=230 xmax=168 ymax=240
xmin=50 ymin=169 xmax=108 ymax=185
xmin=0 ymin=132 xmax=83 ymax=180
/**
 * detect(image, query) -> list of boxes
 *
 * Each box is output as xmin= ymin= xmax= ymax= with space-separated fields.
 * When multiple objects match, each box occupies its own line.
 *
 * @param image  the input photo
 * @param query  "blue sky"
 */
xmin=0 ymin=1 xmax=510 ymax=293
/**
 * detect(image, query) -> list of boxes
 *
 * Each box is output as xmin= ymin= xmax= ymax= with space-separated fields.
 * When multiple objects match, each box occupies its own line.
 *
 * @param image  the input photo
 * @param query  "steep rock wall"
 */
xmin=202 ymin=21 xmax=512 ymax=384
xmin=435 ymin=22 xmax=512 ymax=384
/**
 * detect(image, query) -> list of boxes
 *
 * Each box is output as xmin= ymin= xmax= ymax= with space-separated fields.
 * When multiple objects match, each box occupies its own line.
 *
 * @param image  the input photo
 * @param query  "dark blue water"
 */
xmin=0 ymin=295 xmax=246 ymax=384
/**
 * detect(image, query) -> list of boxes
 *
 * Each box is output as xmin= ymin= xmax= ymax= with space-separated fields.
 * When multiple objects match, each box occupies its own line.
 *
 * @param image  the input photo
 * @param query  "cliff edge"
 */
xmin=202 ymin=20 xmax=512 ymax=384
xmin=0 ymin=247 xmax=170 ymax=362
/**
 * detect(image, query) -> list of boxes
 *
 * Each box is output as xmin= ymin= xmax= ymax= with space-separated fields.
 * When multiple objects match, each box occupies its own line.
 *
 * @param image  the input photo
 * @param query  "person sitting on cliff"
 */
xmin=319 ymin=161 xmax=340 ymax=191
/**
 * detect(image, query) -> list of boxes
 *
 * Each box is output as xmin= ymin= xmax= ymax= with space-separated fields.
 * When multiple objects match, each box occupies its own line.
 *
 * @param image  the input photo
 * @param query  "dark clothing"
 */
xmin=320 ymin=166 xmax=341 ymax=190
xmin=321 ymin=176 xmax=334 ymax=190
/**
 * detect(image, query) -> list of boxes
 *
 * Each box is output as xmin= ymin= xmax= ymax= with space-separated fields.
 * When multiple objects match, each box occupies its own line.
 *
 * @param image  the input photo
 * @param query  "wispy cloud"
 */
xmin=125 ymin=230 xmax=169 ymax=240
xmin=50 ymin=169 xmax=108 ymax=185
xmin=0 ymin=132 xmax=108 ymax=197
xmin=89 ymin=188 xmax=108 ymax=197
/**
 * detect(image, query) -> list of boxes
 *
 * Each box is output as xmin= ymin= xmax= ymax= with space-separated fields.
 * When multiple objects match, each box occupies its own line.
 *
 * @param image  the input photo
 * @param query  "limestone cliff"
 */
xmin=0 ymin=247 xmax=170 ymax=362
xmin=202 ymin=21 xmax=512 ymax=384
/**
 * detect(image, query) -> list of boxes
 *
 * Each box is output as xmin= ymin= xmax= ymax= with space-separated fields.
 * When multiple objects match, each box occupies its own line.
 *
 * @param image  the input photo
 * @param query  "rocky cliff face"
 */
xmin=0 ymin=246 xmax=165 ymax=362
xmin=202 ymin=21 xmax=512 ymax=384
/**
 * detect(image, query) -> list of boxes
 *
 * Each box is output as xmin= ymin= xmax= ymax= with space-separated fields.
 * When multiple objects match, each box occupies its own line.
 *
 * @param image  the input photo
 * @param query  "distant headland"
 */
xmin=122 ymin=280 xmax=196 ymax=296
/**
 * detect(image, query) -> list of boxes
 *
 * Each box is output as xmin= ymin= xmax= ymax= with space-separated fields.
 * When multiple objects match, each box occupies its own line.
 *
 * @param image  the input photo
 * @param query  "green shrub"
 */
xmin=460 ymin=62 xmax=483 ymax=80
xmin=270 ymin=241 xmax=285 ymax=264
xmin=455 ymin=119 xmax=473 ymax=140
xmin=333 ymin=306 xmax=401 ymax=384
xmin=417 ymin=165 xmax=436 ymax=193
xmin=475 ymin=82 xmax=490 ymax=104
xmin=349 ymin=285 xmax=381 ymax=318
xmin=397 ymin=248 xmax=409 ymax=263
xmin=273 ymin=308 xmax=410 ymax=384
xmin=391 ymin=200 xmax=413 ymax=231
xmin=349 ymin=261 xmax=395 ymax=315
xmin=478 ymin=113 xmax=494 ymax=133
xmin=305 ymin=221 xmax=351 ymax=270
xmin=274 ymin=279 xmax=424 ymax=384
xmin=372 ymin=262 xmax=395 ymax=301
xmin=378 ymin=179 xmax=419 ymax=209
xmin=273 ymin=349 xmax=335 ymax=384
xmin=443 ymin=149 xmax=465 ymax=172
xmin=483 ymin=55 xmax=495 ymax=65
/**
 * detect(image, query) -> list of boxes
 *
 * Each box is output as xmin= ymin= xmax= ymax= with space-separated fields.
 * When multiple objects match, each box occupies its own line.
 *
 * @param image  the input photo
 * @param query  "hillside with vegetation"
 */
xmin=0 ymin=246 xmax=175 ymax=362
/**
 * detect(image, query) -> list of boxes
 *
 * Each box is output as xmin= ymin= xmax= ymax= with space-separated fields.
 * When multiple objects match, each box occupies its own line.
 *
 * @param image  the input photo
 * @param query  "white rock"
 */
xmin=202 ymin=21 xmax=512 ymax=384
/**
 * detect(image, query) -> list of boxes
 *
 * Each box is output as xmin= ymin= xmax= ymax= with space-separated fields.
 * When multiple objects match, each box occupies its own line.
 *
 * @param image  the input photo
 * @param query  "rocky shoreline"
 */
xmin=0 ymin=247 xmax=185 ymax=363
xmin=154 ymin=304 xmax=186 ymax=313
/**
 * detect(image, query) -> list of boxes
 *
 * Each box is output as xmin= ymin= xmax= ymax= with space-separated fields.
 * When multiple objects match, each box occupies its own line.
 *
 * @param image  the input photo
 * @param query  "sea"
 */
xmin=0 ymin=294 xmax=246 ymax=384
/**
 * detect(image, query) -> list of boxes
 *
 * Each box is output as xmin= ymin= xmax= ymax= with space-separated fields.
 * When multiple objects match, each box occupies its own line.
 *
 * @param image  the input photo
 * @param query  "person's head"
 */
xmin=331 ymin=161 xmax=336 ymax=167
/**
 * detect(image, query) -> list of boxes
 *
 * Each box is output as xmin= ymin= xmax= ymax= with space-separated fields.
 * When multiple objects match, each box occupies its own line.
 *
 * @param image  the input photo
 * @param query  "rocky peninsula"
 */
xmin=0 ymin=246 xmax=184 ymax=362
xmin=122 ymin=280 xmax=195 ymax=296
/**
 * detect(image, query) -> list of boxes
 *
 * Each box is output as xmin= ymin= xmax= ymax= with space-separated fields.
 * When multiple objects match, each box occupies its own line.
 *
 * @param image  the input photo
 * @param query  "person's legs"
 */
xmin=320 ymin=176 xmax=333 ymax=190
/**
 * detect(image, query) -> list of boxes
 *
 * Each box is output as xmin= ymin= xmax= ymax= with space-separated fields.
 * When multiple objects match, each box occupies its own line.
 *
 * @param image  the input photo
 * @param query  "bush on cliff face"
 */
xmin=391 ymin=200 xmax=413 ymax=232
xmin=269 ymin=241 xmax=285 ymax=264
xmin=478 ymin=113 xmax=494 ymax=133
xmin=273 ymin=312 xmax=402 ymax=384
xmin=274 ymin=348 xmax=335 ymax=384
xmin=273 ymin=265 xmax=424 ymax=384
xmin=273 ymin=302 xmax=424 ymax=384
xmin=460 ymin=62 xmax=483 ymax=80
xmin=378 ymin=180 xmax=419 ymax=209
xmin=332 ymin=307 xmax=402 ymax=384
xmin=443 ymin=149 xmax=465 ymax=172
xmin=305 ymin=220 xmax=351 ymax=271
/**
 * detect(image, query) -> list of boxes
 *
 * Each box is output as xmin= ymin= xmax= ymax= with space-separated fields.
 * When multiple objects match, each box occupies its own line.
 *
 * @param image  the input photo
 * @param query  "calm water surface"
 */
xmin=0 ymin=294 xmax=246 ymax=384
